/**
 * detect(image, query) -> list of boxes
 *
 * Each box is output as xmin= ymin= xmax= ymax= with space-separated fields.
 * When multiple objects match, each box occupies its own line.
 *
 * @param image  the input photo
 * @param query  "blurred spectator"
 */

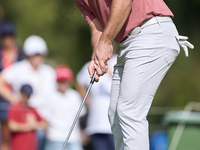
xmin=8 ymin=84 xmax=47 ymax=150
xmin=76 ymin=54 xmax=117 ymax=150
xmin=0 ymin=22 xmax=23 ymax=150
xmin=0 ymin=35 xmax=56 ymax=150
xmin=45 ymin=65 xmax=86 ymax=150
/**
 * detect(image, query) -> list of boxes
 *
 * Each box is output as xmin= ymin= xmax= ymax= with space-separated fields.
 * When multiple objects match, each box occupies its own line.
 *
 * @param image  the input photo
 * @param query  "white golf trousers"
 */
xmin=108 ymin=21 xmax=180 ymax=150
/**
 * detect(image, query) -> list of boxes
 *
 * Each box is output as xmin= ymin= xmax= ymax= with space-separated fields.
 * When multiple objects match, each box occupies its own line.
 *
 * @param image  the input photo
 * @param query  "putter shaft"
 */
xmin=62 ymin=70 xmax=96 ymax=150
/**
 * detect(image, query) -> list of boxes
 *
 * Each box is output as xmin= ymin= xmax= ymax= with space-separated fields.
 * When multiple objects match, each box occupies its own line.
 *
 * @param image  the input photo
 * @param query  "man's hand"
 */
xmin=94 ymin=41 xmax=113 ymax=77
xmin=88 ymin=60 xmax=100 ymax=82
xmin=88 ymin=41 xmax=113 ymax=82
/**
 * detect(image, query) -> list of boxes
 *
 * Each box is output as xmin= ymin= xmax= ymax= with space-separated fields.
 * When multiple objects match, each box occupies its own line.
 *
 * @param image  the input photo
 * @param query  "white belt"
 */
xmin=128 ymin=16 xmax=172 ymax=36
xmin=127 ymin=16 xmax=194 ymax=57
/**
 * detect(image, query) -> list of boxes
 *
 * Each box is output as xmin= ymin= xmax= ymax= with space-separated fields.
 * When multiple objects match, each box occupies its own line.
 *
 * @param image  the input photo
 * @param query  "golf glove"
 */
xmin=176 ymin=35 xmax=194 ymax=57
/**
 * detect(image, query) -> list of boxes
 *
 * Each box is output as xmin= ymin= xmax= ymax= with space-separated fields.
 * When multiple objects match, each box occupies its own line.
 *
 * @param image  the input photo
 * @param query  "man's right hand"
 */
xmin=88 ymin=60 xmax=100 ymax=82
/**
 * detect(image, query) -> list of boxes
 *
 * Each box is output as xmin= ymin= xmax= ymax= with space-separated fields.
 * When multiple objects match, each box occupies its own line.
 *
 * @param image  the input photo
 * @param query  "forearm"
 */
xmin=35 ymin=120 xmax=48 ymax=130
xmin=9 ymin=120 xmax=47 ymax=132
xmin=89 ymin=18 xmax=104 ymax=59
xmin=0 ymin=88 xmax=15 ymax=103
xmin=8 ymin=121 xmax=32 ymax=132
xmin=0 ymin=75 xmax=15 ymax=103
xmin=100 ymin=0 xmax=133 ymax=43
xmin=91 ymin=31 xmax=102 ymax=59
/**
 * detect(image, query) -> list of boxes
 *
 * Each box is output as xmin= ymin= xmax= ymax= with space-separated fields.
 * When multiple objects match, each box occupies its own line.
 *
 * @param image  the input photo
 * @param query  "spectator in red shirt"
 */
xmin=7 ymin=84 xmax=47 ymax=150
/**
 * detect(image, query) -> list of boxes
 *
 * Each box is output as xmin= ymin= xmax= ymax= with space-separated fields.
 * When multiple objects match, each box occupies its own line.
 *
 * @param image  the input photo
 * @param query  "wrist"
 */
xmin=23 ymin=123 xmax=33 ymax=131
xmin=91 ymin=54 xmax=95 ymax=60
xmin=99 ymin=32 xmax=113 ymax=45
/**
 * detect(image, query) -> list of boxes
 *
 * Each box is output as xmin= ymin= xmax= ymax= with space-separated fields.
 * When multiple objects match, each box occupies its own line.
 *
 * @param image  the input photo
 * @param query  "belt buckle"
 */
xmin=129 ymin=26 xmax=141 ymax=36
xmin=121 ymin=25 xmax=142 ymax=43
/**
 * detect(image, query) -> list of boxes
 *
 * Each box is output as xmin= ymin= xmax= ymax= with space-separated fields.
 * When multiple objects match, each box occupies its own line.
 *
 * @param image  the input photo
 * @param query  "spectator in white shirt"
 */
xmin=45 ymin=65 xmax=86 ymax=150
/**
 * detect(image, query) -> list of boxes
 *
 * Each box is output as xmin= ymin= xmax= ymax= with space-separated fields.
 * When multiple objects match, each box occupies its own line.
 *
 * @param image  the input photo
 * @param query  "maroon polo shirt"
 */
xmin=75 ymin=0 xmax=174 ymax=43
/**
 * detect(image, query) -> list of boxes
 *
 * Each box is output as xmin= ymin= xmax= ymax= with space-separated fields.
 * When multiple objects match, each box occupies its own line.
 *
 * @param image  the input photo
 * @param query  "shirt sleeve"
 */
xmin=75 ymin=0 xmax=96 ymax=24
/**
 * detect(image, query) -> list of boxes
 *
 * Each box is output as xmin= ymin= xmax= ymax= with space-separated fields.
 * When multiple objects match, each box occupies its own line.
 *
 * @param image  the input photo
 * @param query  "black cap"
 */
xmin=20 ymin=84 xmax=33 ymax=98
xmin=0 ymin=22 xmax=15 ymax=37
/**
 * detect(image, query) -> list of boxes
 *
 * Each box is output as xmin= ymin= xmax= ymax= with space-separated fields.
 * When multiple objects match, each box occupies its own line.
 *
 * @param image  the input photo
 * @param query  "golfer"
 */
xmin=75 ymin=0 xmax=194 ymax=149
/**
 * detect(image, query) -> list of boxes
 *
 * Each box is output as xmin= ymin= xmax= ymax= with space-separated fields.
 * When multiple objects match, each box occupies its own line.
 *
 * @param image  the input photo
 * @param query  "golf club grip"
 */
xmin=61 ymin=70 xmax=96 ymax=150
xmin=90 ymin=70 xmax=97 ymax=84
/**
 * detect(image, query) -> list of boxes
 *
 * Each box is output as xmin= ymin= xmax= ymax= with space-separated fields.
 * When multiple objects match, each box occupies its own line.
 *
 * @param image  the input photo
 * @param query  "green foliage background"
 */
xmin=1 ymin=0 xmax=200 ymax=107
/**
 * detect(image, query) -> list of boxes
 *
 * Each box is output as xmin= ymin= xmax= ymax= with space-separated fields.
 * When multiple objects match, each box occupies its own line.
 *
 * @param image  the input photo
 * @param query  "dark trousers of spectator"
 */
xmin=91 ymin=134 xmax=115 ymax=150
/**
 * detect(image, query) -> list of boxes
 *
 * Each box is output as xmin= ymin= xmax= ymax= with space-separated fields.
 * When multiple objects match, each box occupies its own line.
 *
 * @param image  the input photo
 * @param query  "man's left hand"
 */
xmin=93 ymin=41 xmax=113 ymax=76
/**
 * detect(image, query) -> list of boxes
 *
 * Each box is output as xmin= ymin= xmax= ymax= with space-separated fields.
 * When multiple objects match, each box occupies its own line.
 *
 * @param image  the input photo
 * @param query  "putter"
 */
xmin=62 ymin=70 xmax=97 ymax=150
